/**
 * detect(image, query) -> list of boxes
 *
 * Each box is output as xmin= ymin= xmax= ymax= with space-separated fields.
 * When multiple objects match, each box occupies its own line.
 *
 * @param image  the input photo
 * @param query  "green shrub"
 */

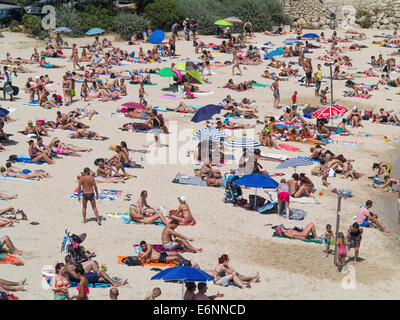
xmin=144 ymin=0 xmax=185 ymax=30
xmin=22 ymin=14 xmax=42 ymax=35
xmin=176 ymin=0 xmax=288 ymax=35
xmin=55 ymin=6 xmax=84 ymax=37
xmin=38 ymin=30 xmax=49 ymax=40
xmin=359 ymin=18 xmax=373 ymax=28
xmin=356 ymin=9 xmax=367 ymax=19
xmin=176 ymin=0 xmax=223 ymax=35
xmin=114 ymin=13 xmax=151 ymax=40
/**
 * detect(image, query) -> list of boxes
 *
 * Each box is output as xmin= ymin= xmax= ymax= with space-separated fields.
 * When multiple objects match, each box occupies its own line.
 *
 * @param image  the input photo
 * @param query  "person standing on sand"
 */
xmin=77 ymin=167 xmax=100 ymax=225
xmin=314 ymin=64 xmax=322 ymax=96
xmin=304 ymin=58 xmax=313 ymax=87
xmin=138 ymin=84 xmax=147 ymax=104
xmin=271 ymin=78 xmax=280 ymax=109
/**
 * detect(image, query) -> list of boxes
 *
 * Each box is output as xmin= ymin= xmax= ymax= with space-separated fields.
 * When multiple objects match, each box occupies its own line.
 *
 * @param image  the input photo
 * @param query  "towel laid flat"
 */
xmin=0 ymin=254 xmax=24 ymax=265
xmin=104 ymin=212 xmax=165 ymax=226
xmin=117 ymin=256 xmax=177 ymax=267
xmin=0 ymin=176 xmax=35 ymax=182
xmin=133 ymin=244 xmax=185 ymax=253
xmin=70 ymin=189 xmax=122 ymax=201
xmin=172 ymin=173 xmax=207 ymax=186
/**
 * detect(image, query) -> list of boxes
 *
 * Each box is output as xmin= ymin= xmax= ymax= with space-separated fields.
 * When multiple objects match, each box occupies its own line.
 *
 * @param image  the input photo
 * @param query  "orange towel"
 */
xmin=117 ymin=256 xmax=176 ymax=267
xmin=0 ymin=254 xmax=24 ymax=265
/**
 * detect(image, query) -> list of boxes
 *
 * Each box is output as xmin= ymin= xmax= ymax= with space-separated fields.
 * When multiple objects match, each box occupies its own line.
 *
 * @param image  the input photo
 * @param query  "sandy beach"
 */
xmin=1 ymin=27 xmax=400 ymax=300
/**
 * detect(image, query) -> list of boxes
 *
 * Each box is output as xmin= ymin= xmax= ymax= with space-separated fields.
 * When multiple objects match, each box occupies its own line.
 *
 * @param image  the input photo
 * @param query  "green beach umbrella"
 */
xmin=157 ymin=67 xmax=177 ymax=78
xmin=214 ymin=20 xmax=233 ymax=26
xmin=174 ymin=61 xmax=203 ymax=84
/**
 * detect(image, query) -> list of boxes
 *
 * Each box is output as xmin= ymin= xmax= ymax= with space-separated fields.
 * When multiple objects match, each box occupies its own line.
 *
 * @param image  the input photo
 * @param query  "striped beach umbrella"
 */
xmin=312 ymin=105 xmax=348 ymax=119
xmin=192 ymin=127 xmax=227 ymax=141
xmin=224 ymin=17 xmax=243 ymax=24
xmin=276 ymin=157 xmax=313 ymax=173
xmin=224 ymin=137 xmax=260 ymax=149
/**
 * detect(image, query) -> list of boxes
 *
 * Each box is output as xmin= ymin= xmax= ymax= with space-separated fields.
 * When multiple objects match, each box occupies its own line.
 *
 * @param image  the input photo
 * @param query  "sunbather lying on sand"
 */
xmin=281 ymin=223 xmax=320 ymax=240
xmin=138 ymin=241 xmax=199 ymax=267
xmin=129 ymin=204 xmax=170 ymax=226
xmin=1 ymin=235 xmax=22 ymax=255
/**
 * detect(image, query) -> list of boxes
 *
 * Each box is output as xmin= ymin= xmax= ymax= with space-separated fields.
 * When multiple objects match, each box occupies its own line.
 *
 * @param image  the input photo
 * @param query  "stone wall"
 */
xmin=283 ymin=0 xmax=400 ymax=29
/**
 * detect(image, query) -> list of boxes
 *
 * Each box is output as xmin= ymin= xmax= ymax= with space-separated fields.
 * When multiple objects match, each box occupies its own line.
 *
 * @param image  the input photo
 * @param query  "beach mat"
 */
xmin=16 ymin=155 xmax=45 ymax=165
xmin=172 ymin=173 xmax=207 ymax=186
xmin=0 ymin=254 xmax=24 ymax=265
xmin=277 ymin=143 xmax=301 ymax=152
xmin=70 ymin=189 xmax=122 ymax=201
xmin=104 ymin=212 xmax=165 ymax=226
xmin=117 ymin=256 xmax=176 ymax=267
xmin=133 ymin=244 xmax=185 ymax=253
xmin=0 ymin=176 xmax=35 ymax=182
xmin=160 ymin=94 xmax=180 ymax=100
xmin=272 ymin=233 xmax=322 ymax=244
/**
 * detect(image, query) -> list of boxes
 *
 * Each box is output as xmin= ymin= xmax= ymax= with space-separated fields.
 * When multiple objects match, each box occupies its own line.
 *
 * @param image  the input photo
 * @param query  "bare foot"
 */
xmin=19 ymin=278 xmax=27 ymax=285
xmin=82 ymin=219 xmax=86 ymax=224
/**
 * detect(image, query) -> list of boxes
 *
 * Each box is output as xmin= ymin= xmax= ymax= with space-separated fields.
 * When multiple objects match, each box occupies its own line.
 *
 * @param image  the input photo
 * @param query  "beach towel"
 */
xmin=297 ymin=156 xmax=320 ymax=163
xmin=70 ymin=189 xmax=122 ymax=201
xmin=272 ymin=233 xmax=322 ymax=244
xmin=277 ymin=144 xmax=300 ymax=152
xmin=172 ymin=173 xmax=207 ymax=186
xmin=193 ymin=91 xmax=214 ymax=96
xmin=355 ymin=94 xmax=372 ymax=99
xmin=0 ymin=254 xmax=24 ymax=265
xmin=160 ymin=94 xmax=180 ymax=100
xmin=153 ymin=106 xmax=169 ymax=112
xmin=252 ymin=83 xmax=270 ymax=87
xmin=104 ymin=212 xmax=165 ymax=226
xmin=276 ymin=122 xmax=302 ymax=129
xmin=133 ymin=244 xmax=185 ymax=253
xmin=117 ymin=256 xmax=177 ymax=267
xmin=0 ymin=176 xmax=35 ymax=182
xmin=16 ymin=155 xmax=45 ymax=165
xmin=331 ymin=137 xmax=364 ymax=146
xmin=128 ymin=149 xmax=150 ymax=153
xmin=45 ymin=277 xmax=110 ymax=288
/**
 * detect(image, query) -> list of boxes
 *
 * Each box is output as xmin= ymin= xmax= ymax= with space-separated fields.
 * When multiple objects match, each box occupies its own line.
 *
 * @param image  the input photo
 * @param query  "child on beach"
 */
xmin=335 ymin=232 xmax=347 ymax=272
xmin=138 ymin=84 xmax=147 ymax=104
xmin=277 ymin=179 xmax=290 ymax=220
xmin=324 ymin=224 xmax=334 ymax=256
xmin=320 ymin=159 xmax=329 ymax=186
xmin=291 ymin=90 xmax=297 ymax=104
xmin=320 ymin=87 xmax=329 ymax=104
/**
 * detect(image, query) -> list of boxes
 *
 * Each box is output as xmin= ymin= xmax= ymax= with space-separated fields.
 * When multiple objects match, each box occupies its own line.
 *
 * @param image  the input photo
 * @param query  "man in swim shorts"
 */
xmin=161 ymin=220 xmax=202 ymax=253
xmin=77 ymin=167 xmax=101 ymax=225
xmin=138 ymin=241 xmax=184 ymax=264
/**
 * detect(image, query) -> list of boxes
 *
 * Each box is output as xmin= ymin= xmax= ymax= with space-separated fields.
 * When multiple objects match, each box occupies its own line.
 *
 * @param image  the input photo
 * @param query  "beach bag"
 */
xmin=122 ymin=256 xmax=142 ymax=266
xmin=249 ymin=195 xmax=266 ymax=207
xmin=177 ymin=257 xmax=192 ymax=266
xmin=364 ymin=109 xmax=372 ymax=118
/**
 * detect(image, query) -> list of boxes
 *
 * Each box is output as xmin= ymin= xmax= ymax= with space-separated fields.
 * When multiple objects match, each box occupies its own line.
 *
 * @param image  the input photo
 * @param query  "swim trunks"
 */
xmin=359 ymin=220 xmax=370 ymax=227
xmin=163 ymin=242 xmax=177 ymax=251
xmin=273 ymin=91 xmax=280 ymax=99
xmin=83 ymin=193 xmax=94 ymax=201
xmin=158 ymin=251 xmax=168 ymax=263
xmin=306 ymin=72 xmax=312 ymax=79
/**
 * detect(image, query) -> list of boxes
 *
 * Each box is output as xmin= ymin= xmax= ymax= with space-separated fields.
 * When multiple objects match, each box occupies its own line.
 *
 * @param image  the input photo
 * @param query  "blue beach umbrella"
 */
xmin=266 ymin=49 xmax=283 ymax=58
xmin=276 ymin=157 xmax=313 ymax=173
xmin=191 ymin=104 xmax=223 ymax=123
xmin=151 ymin=266 xmax=214 ymax=300
xmin=53 ymin=27 xmax=72 ymax=33
xmin=0 ymin=107 xmax=10 ymax=117
xmin=234 ymin=174 xmax=278 ymax=209
xmin=234 ymin=174 xmax=278 ymax=189
xmin=302 ymin=33 xmax=319 ymax=39
xmin=86 ymin=28 xmax=105 ymax=36
xmin=149 ymin=29 xmax=165 ymax=44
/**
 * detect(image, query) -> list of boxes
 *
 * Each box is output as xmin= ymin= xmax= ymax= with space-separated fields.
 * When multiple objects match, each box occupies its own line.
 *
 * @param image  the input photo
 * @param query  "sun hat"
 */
xmin=178 ymin=195 xmax=187 ymax=202
xmin=27 ymin=120 xmax=33 ymax=124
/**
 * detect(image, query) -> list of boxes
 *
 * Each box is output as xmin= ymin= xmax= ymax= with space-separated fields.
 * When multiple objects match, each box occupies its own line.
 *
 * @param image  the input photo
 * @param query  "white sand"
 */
xmin=1 ymin=28 xmax=400 ymax=300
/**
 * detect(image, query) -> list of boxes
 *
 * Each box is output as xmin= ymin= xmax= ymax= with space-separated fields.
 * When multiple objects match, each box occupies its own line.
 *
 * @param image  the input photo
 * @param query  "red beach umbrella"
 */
xmin=312 ymin=105 xmax=348 ymax=119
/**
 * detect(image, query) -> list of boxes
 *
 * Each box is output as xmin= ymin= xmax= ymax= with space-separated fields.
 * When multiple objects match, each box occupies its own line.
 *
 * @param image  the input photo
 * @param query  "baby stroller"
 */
xmin=223 ymin=173 xmax=242 ymax=206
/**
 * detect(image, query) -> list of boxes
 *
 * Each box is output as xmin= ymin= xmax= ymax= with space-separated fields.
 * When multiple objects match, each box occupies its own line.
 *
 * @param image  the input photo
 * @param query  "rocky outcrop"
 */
xmin=283 ymin=0 xmax=400 ymax=29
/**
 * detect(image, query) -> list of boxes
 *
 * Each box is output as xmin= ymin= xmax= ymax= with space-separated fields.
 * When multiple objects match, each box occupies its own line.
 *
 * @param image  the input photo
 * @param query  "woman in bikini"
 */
xmin=0 ymin=166 xmax=47 ymax=180
xmin=73 ymin=128 xmax=102 ymax=140
xmin=231 ymin=49 xmax=242 ymax=76
xmin=71 ymin=264 xmax=88 ymax=300
xmin=48 ymin=138 xmax=81 ymax=157
xmin=136 ymin=190 xmax=156 ymax=216
xmin=211 ymin=254 xmax=260 ymax=289
xmin=169 ymin=196 xmax=194 ymax=225
xmin=28 ymin=139 xmax=54 ymax=164
xmin=129 ymin=203 xmax=169 ymax=225
xmin=281 ymin=222 xmax=320 ymax=240
xmin=52 ymin=263 xmax=70 ymax=300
